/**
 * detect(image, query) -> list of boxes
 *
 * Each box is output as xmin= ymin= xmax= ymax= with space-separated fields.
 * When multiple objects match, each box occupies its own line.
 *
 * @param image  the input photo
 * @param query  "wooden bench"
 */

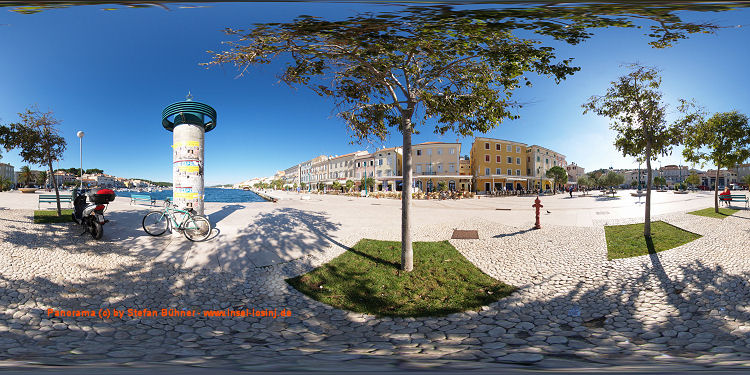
xmin=720 ymin=194 xmax=749 ymax=209
xmin=130 ymin=194 xmax=156 ymax=206
xmin=38 ymin=193 xmax=73 ymax=209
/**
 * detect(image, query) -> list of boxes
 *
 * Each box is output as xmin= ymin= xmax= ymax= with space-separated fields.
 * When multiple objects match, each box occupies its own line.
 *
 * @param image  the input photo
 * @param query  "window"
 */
xmin=507 ymin=145 xmax=511 ymax=152
xmin=536 ymin=156 xmax=540 ymax=162
xmin=496 ymin=168 xmax=501 ymax=174
xmin=516 ymin=157 xmax=521 ymax=165
xmin=386 ymin=170 xmax=392 ymax=176
xmin=485 ymin=143 xmax=490 ymax=150
xmin=449 ymin=163 xmax=455 ymax=172
xmin=496 ymin=155 xmax=501 ymax=163
xmin=449 ymin=148 xmax=455 ymax=155
xmin=417 ymin=150 xmax=422 ymax=156
xmin=545 ymin=158 xmax=549 ymax=164
xmin=507 ymin=157 xmax=512 ymax=163
xmin=379 ymin=159 xmax=383 ymax=166
xmin=516 ymin=146 xmax=521 ymax=153
xmin=527 ymin=168 xmax=531 ymax=175
xmin=516 ymin=169 xmax=521 ymax=176
xmin=427 ymin=149 xmax=432 ymax=155
xmin=485 ymin=168 xmax=490 ymax=176
xmin=356 ymin=162 xmax=360 ymax=168
xmin=437 ymin=148 xmax=442 ymax=155
xmin=485 ymin=155 xmax=490 ymax=162
xmin=416 ymin=165 xmax=422 ymax=173
xmin=507 ymin=169 xmax=512 ymax=175
xmin=437 ymin=164 xmax=442 ymax=172
xmin=496 ymin=144 xmax=501 ymax=151
xmin=370 ymin=160 xmax=374 ymax=166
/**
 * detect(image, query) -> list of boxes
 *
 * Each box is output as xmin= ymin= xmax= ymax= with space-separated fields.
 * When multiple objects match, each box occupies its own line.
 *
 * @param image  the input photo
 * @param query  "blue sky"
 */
xmin=0 ymin=2 xmax=748 ymax=185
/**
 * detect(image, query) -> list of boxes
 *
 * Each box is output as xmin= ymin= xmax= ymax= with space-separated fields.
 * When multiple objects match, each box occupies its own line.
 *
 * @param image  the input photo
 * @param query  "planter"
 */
xmin=19 ymin=188 xmax=37 ymax=194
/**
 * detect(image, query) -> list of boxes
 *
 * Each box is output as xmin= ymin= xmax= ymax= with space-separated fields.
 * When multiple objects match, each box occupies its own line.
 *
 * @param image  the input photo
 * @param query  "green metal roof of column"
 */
xmin=161 ymin=101 xmax=217 ymax=132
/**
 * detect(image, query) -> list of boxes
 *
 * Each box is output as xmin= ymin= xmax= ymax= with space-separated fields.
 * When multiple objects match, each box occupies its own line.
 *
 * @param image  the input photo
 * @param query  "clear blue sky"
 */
xmin=1 ymin=2 xmax=748 ymax=185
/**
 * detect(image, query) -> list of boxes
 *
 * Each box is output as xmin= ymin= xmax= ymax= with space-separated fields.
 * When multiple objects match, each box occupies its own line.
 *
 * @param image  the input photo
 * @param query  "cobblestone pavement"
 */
xmin=1 ymin=204 xmax=749 ymax=372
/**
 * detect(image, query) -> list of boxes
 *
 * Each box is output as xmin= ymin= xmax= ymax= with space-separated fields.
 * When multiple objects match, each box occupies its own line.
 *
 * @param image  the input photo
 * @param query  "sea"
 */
xmin=113 ymin=188 xmax=267 ymax=203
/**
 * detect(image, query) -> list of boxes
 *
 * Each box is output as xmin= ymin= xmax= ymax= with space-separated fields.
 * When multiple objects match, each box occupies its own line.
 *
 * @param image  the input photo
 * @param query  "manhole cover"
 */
xmin=451 ymin=230 xmax=479 ymax=239
xmin=596 ymin=211 xmax=610 ymax=215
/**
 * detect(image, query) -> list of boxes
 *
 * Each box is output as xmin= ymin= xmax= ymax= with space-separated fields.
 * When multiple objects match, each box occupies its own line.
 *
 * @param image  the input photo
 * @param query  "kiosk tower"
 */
xmin=161 ymin=95 xmax=217 ymax=216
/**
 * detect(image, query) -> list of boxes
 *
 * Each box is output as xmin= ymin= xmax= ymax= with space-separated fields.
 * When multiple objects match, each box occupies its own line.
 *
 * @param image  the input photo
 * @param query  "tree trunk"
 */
xmin=644 ymin=143 xmax=653 ymax=238
xmin=401 ymin=121 xmax=414 ymax=272
xmin=48 ymin=159 xmax=61 ymax=216
xmin=714 ymin=164 xmax=721 ymax=213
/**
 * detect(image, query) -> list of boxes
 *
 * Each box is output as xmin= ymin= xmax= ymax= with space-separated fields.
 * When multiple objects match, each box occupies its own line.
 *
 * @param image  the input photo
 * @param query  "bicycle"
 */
xmin=142 ymin=198 xmax=212 ymax=241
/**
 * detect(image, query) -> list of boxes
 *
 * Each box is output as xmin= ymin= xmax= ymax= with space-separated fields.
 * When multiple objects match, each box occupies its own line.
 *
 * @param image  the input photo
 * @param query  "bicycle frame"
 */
xmin=158 ymin=204 xmax=202 ymax=231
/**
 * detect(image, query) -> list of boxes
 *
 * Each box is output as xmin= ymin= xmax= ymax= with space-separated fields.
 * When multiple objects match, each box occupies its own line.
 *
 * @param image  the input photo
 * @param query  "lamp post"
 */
xmin=77 ymin=131 xmax=84 ymax=190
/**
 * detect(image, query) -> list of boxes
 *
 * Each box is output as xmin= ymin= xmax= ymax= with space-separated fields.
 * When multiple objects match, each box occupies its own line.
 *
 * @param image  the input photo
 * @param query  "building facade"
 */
xmin=412 ymin=142 xmax=466 ymax=192
xmin=566 ymin=162 xmax=585 ymax=183
xmin=471 ymin=137 xmax=538 ymax=193
xmin=0 ymin=163 xmax=15 ymax=185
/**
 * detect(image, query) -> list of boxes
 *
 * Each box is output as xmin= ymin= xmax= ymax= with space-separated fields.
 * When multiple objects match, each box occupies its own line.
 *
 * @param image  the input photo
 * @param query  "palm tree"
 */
xmin=36 ymin=170 xmax=47 ymax=188
xmin=19 ymin=166 xmax=34 ymax=187
xmin=0 ymin=177 xmax=11 ymax=191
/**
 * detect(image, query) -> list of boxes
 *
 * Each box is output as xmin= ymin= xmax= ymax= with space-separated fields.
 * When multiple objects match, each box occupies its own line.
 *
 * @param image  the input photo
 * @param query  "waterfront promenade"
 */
xmin=0 ymin=189 xmax=749 ymax=372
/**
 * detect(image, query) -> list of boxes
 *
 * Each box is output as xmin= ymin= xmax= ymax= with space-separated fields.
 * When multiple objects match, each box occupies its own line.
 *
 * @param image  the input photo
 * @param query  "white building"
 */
xmin=0 ymin=163 xmax=15 ymax=185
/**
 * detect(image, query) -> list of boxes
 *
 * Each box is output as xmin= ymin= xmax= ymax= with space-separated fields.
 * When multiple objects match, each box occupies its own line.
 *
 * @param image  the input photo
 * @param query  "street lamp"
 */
xmin=537 ymin=166 xmax=542 ymax=195
xmin=77 ymin=131 xmax=84 ymax=190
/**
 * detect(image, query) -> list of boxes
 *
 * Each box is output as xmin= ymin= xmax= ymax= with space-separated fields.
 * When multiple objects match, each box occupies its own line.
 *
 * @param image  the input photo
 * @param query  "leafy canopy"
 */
xmin=0 ymin=107 xmax=66 ymax=168
xmin=206 ymin=5 xmax=721 ymax=142
xmin=682 ymin=111 xmax=750 ymax=170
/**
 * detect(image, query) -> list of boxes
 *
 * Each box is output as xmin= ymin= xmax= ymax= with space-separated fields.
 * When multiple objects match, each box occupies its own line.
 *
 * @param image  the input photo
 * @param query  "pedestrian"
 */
xmin=569 ymin=186 xmax=573 ymax=198
xmin=719 ymin=187 xmax=731 ymax=207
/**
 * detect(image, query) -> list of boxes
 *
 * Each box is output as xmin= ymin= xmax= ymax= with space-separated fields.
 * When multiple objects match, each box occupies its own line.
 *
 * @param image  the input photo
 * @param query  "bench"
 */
xmin=38 ymin=193 xmax=73 ymax=209
xmin=130 ymin=194 xmax=156 ymax=206
xmin=720 ymin=194 xmax=749 ymax=209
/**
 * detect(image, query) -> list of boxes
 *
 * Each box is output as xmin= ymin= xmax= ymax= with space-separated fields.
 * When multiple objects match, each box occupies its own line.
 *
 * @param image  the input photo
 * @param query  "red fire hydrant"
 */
xmin=532 ymin=196 xmax=543 ymax=229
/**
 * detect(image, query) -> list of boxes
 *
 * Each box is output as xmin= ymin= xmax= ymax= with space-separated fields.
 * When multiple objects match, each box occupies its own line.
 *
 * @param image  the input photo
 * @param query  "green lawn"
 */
xmin=33 ymin=209 xmax=74 ymax=224
xmin=687 ymin=207 xmax=739 ymax=219
xmin=286 ymin=239 xmax=515 ymax=317
xmin=604 ymin=221 xmax=701 ymax=260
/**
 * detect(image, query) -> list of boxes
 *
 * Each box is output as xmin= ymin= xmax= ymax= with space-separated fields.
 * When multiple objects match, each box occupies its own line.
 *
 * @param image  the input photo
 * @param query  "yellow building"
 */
xmin=470 ymin=137 xmax=553 ymax=193
xmin=412 ymin=142 xmax=469 ymax=191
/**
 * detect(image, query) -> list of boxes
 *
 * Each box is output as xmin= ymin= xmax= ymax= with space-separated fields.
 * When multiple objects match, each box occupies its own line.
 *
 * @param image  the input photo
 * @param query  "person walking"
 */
xmin=569 ymin=185 xmax=574 ymax=198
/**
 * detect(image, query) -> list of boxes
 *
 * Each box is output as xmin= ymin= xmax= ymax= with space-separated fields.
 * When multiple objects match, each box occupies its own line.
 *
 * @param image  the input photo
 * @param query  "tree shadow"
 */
xmin=493 ymin=228 xmax=535 ymax=238
xmin=207 ymin=204 xmax=245 ymax=224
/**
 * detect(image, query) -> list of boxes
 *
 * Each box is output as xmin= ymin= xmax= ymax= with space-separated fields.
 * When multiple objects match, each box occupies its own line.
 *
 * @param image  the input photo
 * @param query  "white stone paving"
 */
xmin=1 ymin=189 xmax=750 ymax=371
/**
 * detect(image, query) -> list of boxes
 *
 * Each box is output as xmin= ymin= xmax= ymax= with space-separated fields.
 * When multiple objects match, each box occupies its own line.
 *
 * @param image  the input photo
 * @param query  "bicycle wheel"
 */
xmin=142 ymin=211 xmax=168 ymax=236
xmin=183 ymin=215 xmax=211 ymax=242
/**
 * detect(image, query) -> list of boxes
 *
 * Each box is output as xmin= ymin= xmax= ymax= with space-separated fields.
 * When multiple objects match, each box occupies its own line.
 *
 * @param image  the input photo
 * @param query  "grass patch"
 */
xmin=33 ymin=209 xmax=74 ymax=224
xmin=286 ymin=239 xmax=515 ymax=317
xmin=605 ymin=221 xmax=701 ymax=260
xmin=687 ymin=207 xmax=739 ymax=219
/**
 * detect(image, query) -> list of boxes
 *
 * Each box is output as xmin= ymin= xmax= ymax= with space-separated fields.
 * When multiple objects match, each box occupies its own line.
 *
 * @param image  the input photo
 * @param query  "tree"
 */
xmin=300 ymin=182 xmax=307 ymax=191
xmin=654 ymin=176 xmax=666 ymax=188
xmin=331 ymin=180 xmax=342 ymax=192
xmin=360 ymin=177 xmax=374 ymax=192
xmin=437 ymin=181 xmax=448 ymax=192
xmin=84 ymin=168 xmax=103 ymax=175
xmin=577 ymin=175 xmax=592 ymax=195
xmin=602 ymin=171 xmax=625 ymax=197
xmin=317 ymin=181 xmax=325 ymax=191
xmin=683 ymin=111 xmax=750 ymax=213
xmin=345 ymin=180 xmax=354 ymax=192
xmin=207 ymin=6 xmax=720 ymax=271
xmin=685 ymin=172 xmax=701 ymax=189
xmin=36 ymin=170 xmax=47 ymax=188
xmin=630 ymin=180 xmax=638 ymax=188
xmin=545 ymin=166 xmax=567 ymax=194
xmin=0 ymin=177 xmax=11 ymax=191
xmin=0 ymin=107 xmax=67 ymax=215
xmin=582 ymin=65 xmax=700 ymax=237
xmin=743 ymin=174 xmax=750 ymax=187
xmin=18 ymin=166 xmax=34 ymax=187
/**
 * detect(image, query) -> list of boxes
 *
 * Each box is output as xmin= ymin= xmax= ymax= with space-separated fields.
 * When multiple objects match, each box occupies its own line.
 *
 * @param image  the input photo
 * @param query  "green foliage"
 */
xmin=682 ymin=111 xmax=750 ymax=211
xmin=345 ymin=179 xmax=354 ymax=192
xmin=286 ymin=239 xmax=515 ymax=317
xmin=84 ymin=168 xmax=104 ymax=175
xmin=0 ymin=107 xmax=66 ymax=170
xmin=317 ymin=182 xmax=325 ymax=191
xmin=685 ymin=172 xmax=701 ymax=187
xmin=545 ymin=166 xmax=567 ymax=190
xmin=19 ymin=166 xmax=33 ymax=187
xmin=576 ymin=175 xmax=592 ymax=194
xmin=360 ymin=177 xmax=374 ymax=191
xmin=437 ymin=181 xmax=448 ymax=192
xmin=331 ymin=180 xmax=342 ymax=191
xmin=36 ymin=170 xmax=47 ymax=187
xmin=743 ymin=175 xmax=750 ymax=186
xmin=0 ymin=177 xmax=11 ymax=191
xmin=654 ymin=176 xmax=666 ymax=187
xmin=602 ymin=171 xmax=624 ymax=196
xmin=300 ymin=182 xmax=307 ymax=190
xmin=630 ymin=180 xmax=638 ymax=187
